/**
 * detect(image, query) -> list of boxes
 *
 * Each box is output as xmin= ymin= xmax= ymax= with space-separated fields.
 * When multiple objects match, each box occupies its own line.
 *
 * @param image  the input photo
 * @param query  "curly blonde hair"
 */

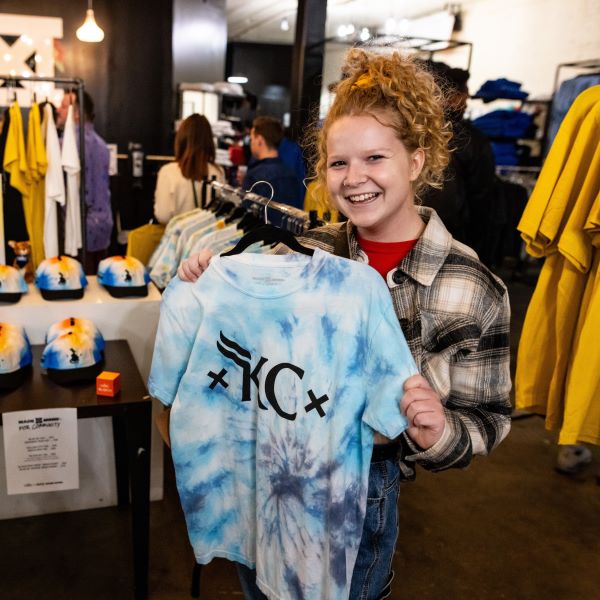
xmin=312 ymin=48 xmax=451 ymax=203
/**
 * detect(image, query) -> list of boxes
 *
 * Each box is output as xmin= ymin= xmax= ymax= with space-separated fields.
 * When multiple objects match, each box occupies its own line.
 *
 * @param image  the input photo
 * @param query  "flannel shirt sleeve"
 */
xmin=403 ymin=282 xmax=512 ymax=472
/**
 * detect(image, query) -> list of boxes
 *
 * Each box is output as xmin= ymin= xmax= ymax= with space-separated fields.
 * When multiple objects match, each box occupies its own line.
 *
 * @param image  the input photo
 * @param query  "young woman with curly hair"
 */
xmin=178 ymin=48 xmax=512 ymax=600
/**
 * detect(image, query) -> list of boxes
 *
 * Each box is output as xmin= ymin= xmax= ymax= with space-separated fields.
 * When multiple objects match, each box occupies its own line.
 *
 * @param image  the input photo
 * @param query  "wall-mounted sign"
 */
xmin=0 ymin=13 xmax=63 ymax=107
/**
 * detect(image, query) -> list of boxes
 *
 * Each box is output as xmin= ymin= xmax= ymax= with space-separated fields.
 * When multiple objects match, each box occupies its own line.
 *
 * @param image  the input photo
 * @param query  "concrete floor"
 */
xmin=1 ymin=270 xmax=599 ymax=600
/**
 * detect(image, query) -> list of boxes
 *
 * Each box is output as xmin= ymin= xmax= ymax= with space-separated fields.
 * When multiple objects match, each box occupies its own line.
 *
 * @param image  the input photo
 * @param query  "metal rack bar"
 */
xmin=1 ymin=74 xmax=87 ymax=265
xmin=210 ymin=181 xmax=311 ymax=226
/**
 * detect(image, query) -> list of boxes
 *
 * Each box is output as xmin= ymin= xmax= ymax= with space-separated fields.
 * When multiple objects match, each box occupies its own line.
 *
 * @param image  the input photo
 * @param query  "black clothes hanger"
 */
xmin=221 ymin=224 xmax=314 ymax=257
xmin=222 ymin=180 xmax=314 ymax=257
xmin=224 ymin=205 xmax=246 ymax=224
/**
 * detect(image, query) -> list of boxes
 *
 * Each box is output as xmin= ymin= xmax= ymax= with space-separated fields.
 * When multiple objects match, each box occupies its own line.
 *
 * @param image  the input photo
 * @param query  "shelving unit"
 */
xmin=469 ymin=95 xmax=551 ymax=166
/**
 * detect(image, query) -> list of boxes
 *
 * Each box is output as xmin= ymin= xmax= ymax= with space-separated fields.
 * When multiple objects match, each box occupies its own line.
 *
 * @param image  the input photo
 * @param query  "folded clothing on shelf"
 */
xmin=474 ymin=78 xmax=529 ymax=101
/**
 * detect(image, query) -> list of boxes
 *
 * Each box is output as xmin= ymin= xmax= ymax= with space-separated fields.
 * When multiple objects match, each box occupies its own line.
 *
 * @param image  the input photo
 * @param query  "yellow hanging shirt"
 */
xmin=518 ymin=85 xmax=600 ymax=256
xmin=24 ymin=103 xmax=48 ymax=268
xmin=515 ymin=98 xmax=600 ymax=425
xmin=3 ymin=102 xmax=28 ymax=196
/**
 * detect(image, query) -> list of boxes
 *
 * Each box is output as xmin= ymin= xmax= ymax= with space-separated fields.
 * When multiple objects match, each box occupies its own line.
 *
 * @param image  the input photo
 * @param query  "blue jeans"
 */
xmin=236 ymin=457 xmax=401 ymax=600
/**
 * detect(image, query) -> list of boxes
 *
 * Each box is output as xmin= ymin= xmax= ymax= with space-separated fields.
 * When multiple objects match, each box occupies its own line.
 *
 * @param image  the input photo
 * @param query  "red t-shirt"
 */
xmin=357 ymin=235 xmax=419 ymax=279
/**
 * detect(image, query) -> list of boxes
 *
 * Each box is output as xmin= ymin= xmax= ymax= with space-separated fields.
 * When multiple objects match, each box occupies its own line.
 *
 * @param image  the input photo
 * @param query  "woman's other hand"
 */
xmin=400 ymin=374 xmax=447 ymax=450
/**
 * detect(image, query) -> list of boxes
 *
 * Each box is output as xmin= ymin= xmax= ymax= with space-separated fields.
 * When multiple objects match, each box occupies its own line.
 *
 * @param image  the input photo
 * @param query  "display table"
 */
xmin=0 ymin=340 xmax=151 ymax=600
xmin=0 ymin=276 xmax=163 ymax=517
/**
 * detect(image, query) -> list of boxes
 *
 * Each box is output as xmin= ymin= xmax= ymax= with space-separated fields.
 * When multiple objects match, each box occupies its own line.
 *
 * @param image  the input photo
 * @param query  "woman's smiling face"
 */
xmin=326 ymin=112 xmax=425 ymax=242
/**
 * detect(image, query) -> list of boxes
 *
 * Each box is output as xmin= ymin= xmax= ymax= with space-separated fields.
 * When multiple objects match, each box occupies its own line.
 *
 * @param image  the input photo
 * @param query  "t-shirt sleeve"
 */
xmin=147 ymin=280 xmax=200 ymax=406
xmin=362 ymin=288 xmax=417 ymax=439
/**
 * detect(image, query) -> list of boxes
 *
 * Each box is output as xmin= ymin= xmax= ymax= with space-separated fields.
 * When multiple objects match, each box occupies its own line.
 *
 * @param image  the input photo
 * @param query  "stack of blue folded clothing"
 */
xmin=472 ymin=110 xmax=533 ymax=138
xmin=490 ymin=142 xmax=519 ymax=166
xmin=474 ymin=78 xmax=529 ymax=101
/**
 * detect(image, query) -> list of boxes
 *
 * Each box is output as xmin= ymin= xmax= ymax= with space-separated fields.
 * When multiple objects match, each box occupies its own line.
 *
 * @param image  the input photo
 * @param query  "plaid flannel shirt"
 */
xmin=297 ymin=206 xmax=512 ymax=477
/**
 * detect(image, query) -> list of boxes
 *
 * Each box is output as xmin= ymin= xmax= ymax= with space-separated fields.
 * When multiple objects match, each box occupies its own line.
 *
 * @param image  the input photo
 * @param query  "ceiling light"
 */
xmin=20 ymin=35 xmax=33 ymax=46
xmin=3 ymin=53 xmax=12 ymax=62
xmin=360 ymin=27 xmax=370 ymax=42
xmin=280 ymin=18 xmax=290 ymax=32
xmin=384 ymin=17 xmax=396 ymax=35
xmin=76 ymin=1 xmax=105 ymax=43
xmin=228 ymin=75 xmax=248 ymax=84
xmin=337 ymin=24 xmax=356 ymax=38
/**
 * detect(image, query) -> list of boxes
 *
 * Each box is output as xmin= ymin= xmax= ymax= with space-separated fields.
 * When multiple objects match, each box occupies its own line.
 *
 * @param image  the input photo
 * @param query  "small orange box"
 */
xmin=96 ymin=371 xmax=121 ymax=397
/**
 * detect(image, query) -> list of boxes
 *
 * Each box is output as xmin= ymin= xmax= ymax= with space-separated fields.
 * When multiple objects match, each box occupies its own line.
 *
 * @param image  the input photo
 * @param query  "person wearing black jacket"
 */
xmin=420 ymin=61 xmax=497 ymax=257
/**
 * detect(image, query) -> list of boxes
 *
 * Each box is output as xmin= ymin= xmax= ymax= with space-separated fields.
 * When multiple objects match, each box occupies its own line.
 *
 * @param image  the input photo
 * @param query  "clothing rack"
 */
xmin=552 ymin=59 xmax=600 ymax=95
xmin=1 ymin=74 xmax=87 ymax=264
xmin=209 ymin=180 xmax=320 ymax=231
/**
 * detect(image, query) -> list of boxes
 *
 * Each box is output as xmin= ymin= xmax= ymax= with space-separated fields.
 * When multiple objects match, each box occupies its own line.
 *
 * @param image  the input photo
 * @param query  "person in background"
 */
xmin=177 ymin=49 xmax=511 ymax=600
xmin=243 ymin=116 xmax=304 ymax=209
xmin=153 ymin=114 xmax=224 ymax=224
xmin=57 ymin=91 xmax=112 ymax=273
xmin=278 ymin=130 xmax=306 ymax=184
xmin=420 ymin=61 xmax=497 ymax=254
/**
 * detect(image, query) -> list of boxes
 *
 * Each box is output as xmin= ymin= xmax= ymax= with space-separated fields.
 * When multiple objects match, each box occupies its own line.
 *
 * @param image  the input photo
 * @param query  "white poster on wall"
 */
xmin=2 ymin=408 xmax=79 ymax=495
xmin=0 ymin=13 xmax=63 ymax=107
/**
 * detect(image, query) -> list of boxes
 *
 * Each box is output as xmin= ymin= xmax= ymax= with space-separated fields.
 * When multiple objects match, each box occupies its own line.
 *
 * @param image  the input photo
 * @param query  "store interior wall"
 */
xmin=320 ymin=0 xmax=600 ymax=107
xmin=457 ymin=0 xmax=600 ymax=97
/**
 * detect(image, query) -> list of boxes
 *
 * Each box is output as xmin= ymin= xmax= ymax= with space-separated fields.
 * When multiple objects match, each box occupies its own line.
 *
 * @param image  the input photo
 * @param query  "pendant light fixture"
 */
xmin=76 ymin=0 xmax=105 ymax=43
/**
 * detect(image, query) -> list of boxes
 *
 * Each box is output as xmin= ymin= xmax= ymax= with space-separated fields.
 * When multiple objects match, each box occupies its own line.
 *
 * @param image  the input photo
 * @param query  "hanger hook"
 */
xmin=302 ymin=175 xmax=316 ymax=190
xmin=246 ymin=180 xmax=274 ymax=224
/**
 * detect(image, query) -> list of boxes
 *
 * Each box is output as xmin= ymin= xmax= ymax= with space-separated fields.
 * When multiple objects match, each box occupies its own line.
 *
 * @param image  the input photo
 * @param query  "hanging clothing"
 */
xmin=148 ymin=249 xmax=416 ymax=600
xmin=1 ymin=104 xmax=29 ymax=264
xmin=23 ymin=102 xmax=48 ymax=268
xmin=80 ymin=122 xmax=112 ymax=252
xmin=43 ymin=102 xmax=65 ymax=259
xmin=515 ymin=87 xmax=600 ymax=444
xmin=518 ymin=85 xmax=600 ymax=256
xmin=547 ymin=73 xmax=600 ymax=149
xmin=3 ymin=102 xmax=28 ymax=196
xmin=61 ymin=105 xmax=82 ymax=257
xmin=153 ymin=161 xmax=224 ymax=224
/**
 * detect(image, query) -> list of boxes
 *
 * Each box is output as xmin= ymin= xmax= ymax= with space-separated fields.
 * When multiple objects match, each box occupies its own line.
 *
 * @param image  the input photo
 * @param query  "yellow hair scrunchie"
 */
xmin=353 ymin=74 xmax=372 ymax=89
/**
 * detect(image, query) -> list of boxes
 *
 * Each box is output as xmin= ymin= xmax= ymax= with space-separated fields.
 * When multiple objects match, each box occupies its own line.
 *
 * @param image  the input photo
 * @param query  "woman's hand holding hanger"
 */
xmin=178 ymin=249 xmax=213 ymax=282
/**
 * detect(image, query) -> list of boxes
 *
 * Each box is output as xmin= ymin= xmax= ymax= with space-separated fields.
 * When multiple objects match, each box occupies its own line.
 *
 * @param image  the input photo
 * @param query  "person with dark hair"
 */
xmin=242 ymin=116 xmax=304 ymax=209
xmin=153 ymin=114 xmax=224 ymax=224
xmin=56 ymin=90 xmax=113 ymax=272
xmin=420 ymin=60 xmax=497 ymax=254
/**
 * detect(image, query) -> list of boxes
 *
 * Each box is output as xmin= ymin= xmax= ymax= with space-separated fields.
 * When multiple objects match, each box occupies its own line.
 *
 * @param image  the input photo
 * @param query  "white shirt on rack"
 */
xmin=43 ymin=103 xmax=66 ymax=258
xmin=61 ymin=105 xmax=82 ymax=257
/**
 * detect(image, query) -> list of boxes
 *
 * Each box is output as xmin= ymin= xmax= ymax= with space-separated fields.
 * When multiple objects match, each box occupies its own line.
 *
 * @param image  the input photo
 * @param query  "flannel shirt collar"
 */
xmin=345 ymin=206 xmax=452 ymax=287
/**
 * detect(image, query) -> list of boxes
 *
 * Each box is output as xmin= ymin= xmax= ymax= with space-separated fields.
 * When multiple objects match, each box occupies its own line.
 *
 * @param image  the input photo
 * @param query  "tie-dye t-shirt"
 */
xmin=148 ymin=248 xmax=417 ymax=600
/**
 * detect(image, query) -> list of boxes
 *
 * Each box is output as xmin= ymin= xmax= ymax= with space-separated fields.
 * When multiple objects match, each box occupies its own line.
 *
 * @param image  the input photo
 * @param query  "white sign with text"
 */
xmin=2 ymin=408 xmax=79 ymax=495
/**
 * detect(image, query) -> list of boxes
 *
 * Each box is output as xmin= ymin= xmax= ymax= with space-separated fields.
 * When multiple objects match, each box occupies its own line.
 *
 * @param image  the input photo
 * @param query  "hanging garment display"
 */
xmin=43 ymin=102 xmax=65 ymax=259
xmin=61 ymin=104 xmax=82 ymax=257
xmin=23 ymin=102 xmax=48 ymax=269
xmin=516 ymin=86 xmax=600 ymax=445
xmin=1 ymin=104 xmax=29 ymax=265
